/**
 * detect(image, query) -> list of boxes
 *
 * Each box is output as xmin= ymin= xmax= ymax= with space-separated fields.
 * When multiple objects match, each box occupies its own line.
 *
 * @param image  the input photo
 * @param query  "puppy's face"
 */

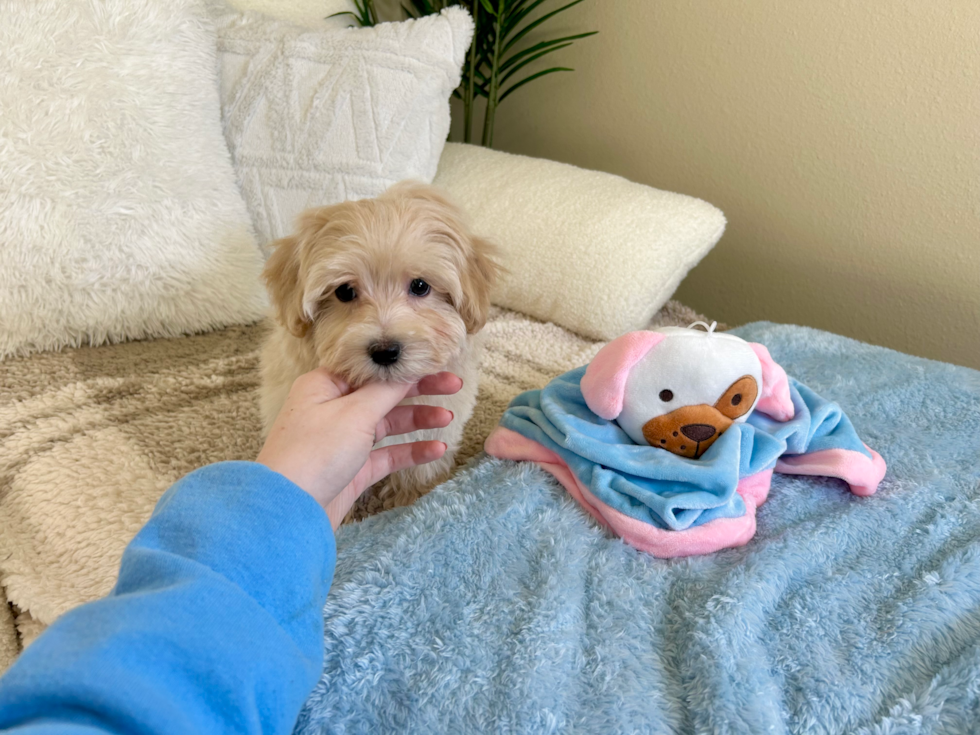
xmin=263 ymin=183 xmax=500 ymax=386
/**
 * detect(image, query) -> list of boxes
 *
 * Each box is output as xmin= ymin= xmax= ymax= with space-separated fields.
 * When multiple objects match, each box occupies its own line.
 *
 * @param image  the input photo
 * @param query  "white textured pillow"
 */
xmin=209 ymin=3 xmax=473 ymax=250
xmin=433 ymin=144 xmax=727 ymax=341
xmin=0 ymin=0 xmax=266 ymax=360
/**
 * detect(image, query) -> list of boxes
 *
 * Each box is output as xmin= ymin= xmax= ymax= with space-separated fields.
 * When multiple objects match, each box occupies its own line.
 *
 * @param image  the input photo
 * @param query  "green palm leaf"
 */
xmin=499 ymin=66 xmax=572 ymax=101
xmin=500 ymin=0 xmax=550 ymax=36
xmin=499 ymin=31 xmax=597 ymax=72
xmin=330 ymin=0 xmax=378 ymax=26
xmin=500 ymin=42 xmax=572 ymax=83
xmin=503 ymin=0 xmax=585 ymax=52
xmin=374 ymin=0 xmax=595 ymax=146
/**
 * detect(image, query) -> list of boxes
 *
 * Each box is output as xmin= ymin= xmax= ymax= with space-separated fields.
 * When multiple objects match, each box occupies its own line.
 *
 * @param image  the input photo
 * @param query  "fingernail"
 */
xmin=448 ymin=411 xmax=454 ymax=421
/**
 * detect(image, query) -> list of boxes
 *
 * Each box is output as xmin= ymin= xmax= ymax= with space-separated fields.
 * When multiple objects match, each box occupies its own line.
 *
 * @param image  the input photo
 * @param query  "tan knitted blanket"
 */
xmin=0 ymin=301 xmax=711 ymax=671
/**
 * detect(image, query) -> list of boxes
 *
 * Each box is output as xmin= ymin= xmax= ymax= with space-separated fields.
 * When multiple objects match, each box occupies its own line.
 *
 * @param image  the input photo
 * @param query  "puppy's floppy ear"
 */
xmin=458 ymin=234 xmax=502 ymax=334
xmin=262 ymin=234 xmax=309 ymax=338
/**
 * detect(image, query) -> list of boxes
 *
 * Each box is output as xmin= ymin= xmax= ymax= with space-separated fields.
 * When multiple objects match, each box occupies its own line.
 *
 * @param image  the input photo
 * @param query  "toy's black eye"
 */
xmin=335 ymin=284 xmax=356 ymax=302
xmin=409 ymin=278 xmax=431 ymax=297
xmin=659 ymin=389 xmax=674 ymax=402
xmin=731 ymin=393 xmax=742 ymax=406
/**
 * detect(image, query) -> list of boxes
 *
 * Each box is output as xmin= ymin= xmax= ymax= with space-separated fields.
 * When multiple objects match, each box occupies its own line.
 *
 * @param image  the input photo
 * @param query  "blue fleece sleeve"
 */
xmin=0 ymin=461 xmax=335 ymax=735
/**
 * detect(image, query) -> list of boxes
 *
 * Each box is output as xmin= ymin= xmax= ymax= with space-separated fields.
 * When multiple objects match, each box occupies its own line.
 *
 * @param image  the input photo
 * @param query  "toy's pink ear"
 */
xmin=581 ymin=331 xmax=667 ymax=420
xmin=749 ymin=343 xmax=795 ymax=421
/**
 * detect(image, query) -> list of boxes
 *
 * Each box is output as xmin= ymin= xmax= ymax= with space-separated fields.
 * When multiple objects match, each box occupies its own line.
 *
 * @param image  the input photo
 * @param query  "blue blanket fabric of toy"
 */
xmin=495 ymin=369 xmax=872 ymax=531
xmin=486 ymin=363 xmax=884 ymax=557
xmin=296 ymin=323 xmax=980 ymax=734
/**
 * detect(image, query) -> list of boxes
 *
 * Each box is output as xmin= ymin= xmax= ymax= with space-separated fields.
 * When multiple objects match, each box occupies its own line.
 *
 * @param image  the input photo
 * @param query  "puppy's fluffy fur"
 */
xmin=260 ymin=182 xmax=500 ymax=518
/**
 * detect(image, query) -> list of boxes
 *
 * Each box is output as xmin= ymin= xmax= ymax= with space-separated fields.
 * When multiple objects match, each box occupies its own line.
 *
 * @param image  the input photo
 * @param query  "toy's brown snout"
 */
xmin=680 ymin=423 xmax=716 ymax=442
xmin=641 ymin=375 xmax=759 ymax=458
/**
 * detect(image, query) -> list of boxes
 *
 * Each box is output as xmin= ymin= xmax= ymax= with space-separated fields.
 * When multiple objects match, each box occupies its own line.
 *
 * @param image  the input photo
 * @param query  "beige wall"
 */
xmin=486 ymin=1 xmax=980 ymax=369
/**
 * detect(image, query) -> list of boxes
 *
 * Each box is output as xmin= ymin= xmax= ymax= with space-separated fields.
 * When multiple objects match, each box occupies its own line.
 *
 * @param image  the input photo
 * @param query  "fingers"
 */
xmin=346 ymin=372 xmax=464 ymax=421
xmin=347 ymin=379 xmax=418 ymax=416
xmin=363 ymin=441 xmax=447 ymax=490
xmin=375 ymin=405 xmax=453 ymax=442
xmin=291 ymin=368 xmax=350 ymax=403
xmin=296 ymin=369 xmax=462 ymax=408
xmin=404 ymin=372 xmax=464 ymax=398
xmin=323 ymin=440 xmax=448 ymax=529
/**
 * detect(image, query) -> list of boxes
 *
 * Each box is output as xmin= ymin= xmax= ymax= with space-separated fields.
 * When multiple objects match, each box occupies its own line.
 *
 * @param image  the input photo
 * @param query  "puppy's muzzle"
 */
xmin=369 ymin=342 xmax=402 ymax=366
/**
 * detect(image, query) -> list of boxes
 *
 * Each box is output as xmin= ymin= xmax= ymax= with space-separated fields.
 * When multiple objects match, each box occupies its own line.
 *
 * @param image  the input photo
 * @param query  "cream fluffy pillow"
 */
xmin=434 ymin=144 xmax=727 ymax=341
xmin=210 ymin=3 xmax=473 ymax=250
xmin=0 ymin=0 xmax=266 ymax=360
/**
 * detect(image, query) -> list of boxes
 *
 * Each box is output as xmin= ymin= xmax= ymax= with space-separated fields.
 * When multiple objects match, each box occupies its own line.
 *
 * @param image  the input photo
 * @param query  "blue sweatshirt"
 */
xmin=0 ymin=461 xmax=335 ymax=734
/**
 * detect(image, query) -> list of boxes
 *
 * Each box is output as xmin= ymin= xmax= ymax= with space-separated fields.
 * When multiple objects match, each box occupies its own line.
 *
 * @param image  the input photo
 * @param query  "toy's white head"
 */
xmin=581 ymin=323 xmax=794 ymax=458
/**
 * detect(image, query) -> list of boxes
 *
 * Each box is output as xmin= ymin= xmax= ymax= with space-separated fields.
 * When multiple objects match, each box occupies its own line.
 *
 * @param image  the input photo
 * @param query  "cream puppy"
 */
xmin=260 ymin=182 xmax=500 ymax=518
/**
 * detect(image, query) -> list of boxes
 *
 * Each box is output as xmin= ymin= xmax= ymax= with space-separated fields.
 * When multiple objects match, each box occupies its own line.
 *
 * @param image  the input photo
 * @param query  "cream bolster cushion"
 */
xmin=433 ymin=143 xmax=726 ymax=341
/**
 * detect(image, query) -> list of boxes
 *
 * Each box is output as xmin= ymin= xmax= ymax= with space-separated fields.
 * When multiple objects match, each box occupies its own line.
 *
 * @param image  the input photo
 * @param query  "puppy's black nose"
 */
xmin=681 ymin=424 xmax=716 ymax=442
xmin=369 ymin=342 xmax=401 ymax=366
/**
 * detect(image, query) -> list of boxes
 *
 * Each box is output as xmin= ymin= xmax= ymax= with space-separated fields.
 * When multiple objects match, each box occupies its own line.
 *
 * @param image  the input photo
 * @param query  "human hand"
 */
xmin=256 ymin=369 xmax=462 ymax=528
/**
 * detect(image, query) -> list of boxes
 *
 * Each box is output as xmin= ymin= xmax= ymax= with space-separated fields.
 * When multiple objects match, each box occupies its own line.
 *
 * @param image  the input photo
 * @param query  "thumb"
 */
xmin=344 ymin=378 xmax=416 ymax=420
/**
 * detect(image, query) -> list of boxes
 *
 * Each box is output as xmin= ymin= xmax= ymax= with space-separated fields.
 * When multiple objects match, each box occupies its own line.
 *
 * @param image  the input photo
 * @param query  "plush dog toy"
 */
xmin=486 ymin=322 xmax=886 ymax=558
xmin=580 ymin=321 xmax=791 ymax=458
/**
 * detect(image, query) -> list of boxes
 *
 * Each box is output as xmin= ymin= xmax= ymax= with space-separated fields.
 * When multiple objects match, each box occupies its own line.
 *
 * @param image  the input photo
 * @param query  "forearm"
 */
xmin=0 ymin=462 xmax=334 ymax=734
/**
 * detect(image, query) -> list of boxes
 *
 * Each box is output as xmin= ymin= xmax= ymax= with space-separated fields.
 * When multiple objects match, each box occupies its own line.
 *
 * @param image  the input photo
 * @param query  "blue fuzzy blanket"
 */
xmin=297 ymin=323 xmax=980 ymax=734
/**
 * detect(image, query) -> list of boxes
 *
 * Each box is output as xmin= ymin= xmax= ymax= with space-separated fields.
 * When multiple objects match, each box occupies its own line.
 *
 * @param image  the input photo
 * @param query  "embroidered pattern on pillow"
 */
xmin=209 ymin=3 xmax=473 ymax=250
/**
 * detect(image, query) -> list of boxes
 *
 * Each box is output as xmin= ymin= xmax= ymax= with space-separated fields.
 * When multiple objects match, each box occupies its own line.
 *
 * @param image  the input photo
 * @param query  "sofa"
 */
xmin=5 ymin=2 xmax=980 ymax=732
xmin=0 ymin=0 xmax=725 ymax=670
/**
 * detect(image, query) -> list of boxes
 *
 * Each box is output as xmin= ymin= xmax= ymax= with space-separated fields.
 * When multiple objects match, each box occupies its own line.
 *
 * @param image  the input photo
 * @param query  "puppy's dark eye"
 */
xmin=409 ymin=278 xmax=431 ymax=297
xmin=335 ymin=284 xmax=356 ymax=302
xmin=731 ymin=393 xmax=742 ymax=406
xmin=659 ymin=389 xmax=674 ymax=402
